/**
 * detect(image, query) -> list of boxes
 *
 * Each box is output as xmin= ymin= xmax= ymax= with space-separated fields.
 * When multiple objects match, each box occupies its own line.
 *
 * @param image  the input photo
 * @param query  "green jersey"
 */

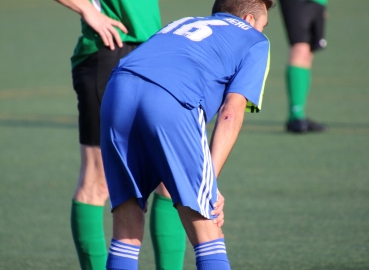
xmin=71 ymin=0 xmax=161 ymax=68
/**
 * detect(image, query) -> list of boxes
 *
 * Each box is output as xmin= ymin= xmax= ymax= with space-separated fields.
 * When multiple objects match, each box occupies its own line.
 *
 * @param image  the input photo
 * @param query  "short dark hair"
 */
xmin=212 ymin=0 xmax=275 ymax=18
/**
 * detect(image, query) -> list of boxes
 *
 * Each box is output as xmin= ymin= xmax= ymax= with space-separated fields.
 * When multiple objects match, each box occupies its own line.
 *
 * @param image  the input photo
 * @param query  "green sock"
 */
xmin=286 ymin=65 xmax=311 ymax=121
xmin=71 ymin=200 xmax=107 ymax=270
xmin=150 ymin=193 xmax=186 ymax=270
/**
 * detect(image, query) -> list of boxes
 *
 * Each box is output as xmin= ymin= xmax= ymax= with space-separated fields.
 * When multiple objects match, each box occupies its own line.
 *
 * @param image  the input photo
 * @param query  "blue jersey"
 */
xmin=115 ymin=12 xmax=270 ymax=122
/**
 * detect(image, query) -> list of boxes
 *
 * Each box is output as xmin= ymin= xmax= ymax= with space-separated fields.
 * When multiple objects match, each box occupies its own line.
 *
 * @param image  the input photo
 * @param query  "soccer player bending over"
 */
xmin=100 ymin=0 xmax=274 ymax=269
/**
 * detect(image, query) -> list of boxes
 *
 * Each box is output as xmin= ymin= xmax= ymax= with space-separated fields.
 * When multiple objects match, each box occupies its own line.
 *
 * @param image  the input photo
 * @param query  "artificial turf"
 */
xmin=0 ymin=0 xmax=368 ymax=269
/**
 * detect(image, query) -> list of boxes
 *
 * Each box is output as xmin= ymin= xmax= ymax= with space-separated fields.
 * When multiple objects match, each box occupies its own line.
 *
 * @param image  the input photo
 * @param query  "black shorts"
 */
xmin=279 ymin=0 xmax=327 ymax=51
xmin=72 ymin=43 xmax=139 ymax=146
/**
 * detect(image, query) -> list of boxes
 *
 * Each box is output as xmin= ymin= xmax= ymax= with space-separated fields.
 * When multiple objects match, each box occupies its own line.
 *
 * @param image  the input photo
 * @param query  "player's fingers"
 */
xmin=104 ymin=23 xmax=123 ymax=49
xmin=216 ymin=196 xmax=225 ymax=209
xmin=213 ymin=211 xmax=224 ymax=227
xmin=213 ymin=210 xmax=224 ymax=222
xmin=111 ymin=20 xmax=128 ymax=34
xmin=96 ymin=26 xmax=114 ymax=50
xmin=211 ymin=192 xmax=225 ymax=215
xmin=97 ymin=29 xmax=110 ymax=48
xmin=103 ymin=28 xmax=115 ymax=50
xmin=217 ymin=220 xmax=224 ymax=228
xmin=216 ymin=190 xmax=225 ymax=207
xmin=107 ymin=20 xmax=126 ymax=48
xmin=110 ymin=28 xmax=123 ymax=48
xmin=211 ymin=206 xmax=222 ymax=216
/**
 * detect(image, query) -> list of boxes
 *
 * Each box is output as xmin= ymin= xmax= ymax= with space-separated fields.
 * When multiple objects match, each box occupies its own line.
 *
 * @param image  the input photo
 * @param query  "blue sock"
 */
xmin=194 ymin=238 xmax=231 ymax=270
xmin=106 ymin=239 xmax=140 ymax=270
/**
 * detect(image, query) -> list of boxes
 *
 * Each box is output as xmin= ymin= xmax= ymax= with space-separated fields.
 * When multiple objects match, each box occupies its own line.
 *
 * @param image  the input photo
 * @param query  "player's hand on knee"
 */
xmin=214 ymin=209 xmax=224 ymax=228
xmin=211 ymin=190 xmax=225 ymax=227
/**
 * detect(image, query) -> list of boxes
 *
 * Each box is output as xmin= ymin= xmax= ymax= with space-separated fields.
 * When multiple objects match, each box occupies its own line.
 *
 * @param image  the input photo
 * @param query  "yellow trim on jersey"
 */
xmin=245 ymin=39 xmax=270 ymax=113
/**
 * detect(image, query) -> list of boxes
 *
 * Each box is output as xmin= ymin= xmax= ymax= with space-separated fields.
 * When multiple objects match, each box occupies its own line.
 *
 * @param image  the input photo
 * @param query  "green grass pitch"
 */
xmin=0 ymin=0 xmax=368 ymax=269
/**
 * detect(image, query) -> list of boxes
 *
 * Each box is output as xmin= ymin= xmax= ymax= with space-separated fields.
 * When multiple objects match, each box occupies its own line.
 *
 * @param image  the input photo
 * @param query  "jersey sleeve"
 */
xmin=226 ymin=39 xmax=270 ymax=113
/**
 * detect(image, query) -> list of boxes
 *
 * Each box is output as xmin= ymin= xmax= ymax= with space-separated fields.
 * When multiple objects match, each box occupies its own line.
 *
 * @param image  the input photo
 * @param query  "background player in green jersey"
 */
xmin=279 ymin=0 xmax=328 ymax=133
xmin=55 ymin=0 xmax=215 ymax=269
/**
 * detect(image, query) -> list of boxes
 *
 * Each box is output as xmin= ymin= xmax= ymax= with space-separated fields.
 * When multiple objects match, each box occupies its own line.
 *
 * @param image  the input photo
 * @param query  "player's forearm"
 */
xmin=55 ymin=0 xmax=95 ymax=16
xmin=210 ymin=96 xmax=245 ymax=178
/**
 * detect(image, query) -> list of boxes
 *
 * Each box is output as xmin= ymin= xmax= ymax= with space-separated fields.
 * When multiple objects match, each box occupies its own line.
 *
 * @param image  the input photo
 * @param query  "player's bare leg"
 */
xmin=176 ymin=204 xmax=223 ymax=245
xmin=74 ymin=145 xmax=109 ymax=205
xmin=176 ymin=204 xmax=230 ymax=269
xmin=289 ymin=42 xmax=313 ymax=68
xmin=155 ymin=182 xmax=171 ymax=198
xmin=112 ymin=197 xmax=145 ymax=245
xmin=106 ymin=197 xmax=144 ymax=270
xmin=71 ymin=145 xmax=109 ymax=270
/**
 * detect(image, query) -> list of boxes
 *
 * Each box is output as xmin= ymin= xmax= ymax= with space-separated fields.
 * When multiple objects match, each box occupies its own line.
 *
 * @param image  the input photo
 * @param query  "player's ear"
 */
xmin=243 ymin=14 xmax=255 ymax=26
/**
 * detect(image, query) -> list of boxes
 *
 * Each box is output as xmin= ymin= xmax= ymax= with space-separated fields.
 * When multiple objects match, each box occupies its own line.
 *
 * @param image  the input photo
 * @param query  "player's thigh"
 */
xmin=176 ymin=203 xmax=223 ymax=246
xmin=72 ymin=43 xmax=140 ymax=146
xmin=279 ymin=0 xmax=314 ymax=46
xmin=72 ymin=54 xmax=101 ymax=146
xmin=310 ymin=3 xmax=327 ymax=51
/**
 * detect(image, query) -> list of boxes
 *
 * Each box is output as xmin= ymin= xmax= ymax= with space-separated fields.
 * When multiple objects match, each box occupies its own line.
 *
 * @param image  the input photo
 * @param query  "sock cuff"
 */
xmin=194 ymin=238 xmax=225 ymax=249
xmin=111 ymin=239 xmax=141 ymax=250
xmin=71 ymin=200 xmax=104 ymax=221
xmin=107 ymin=239 xmax=141 ymax=269
xmin=72 ymin=199 xmax=105 ymax=209
xmin=288 ymin=65 xmax=311 ymax=72
xmin=194 ymin=238 xmax=228 ymax=262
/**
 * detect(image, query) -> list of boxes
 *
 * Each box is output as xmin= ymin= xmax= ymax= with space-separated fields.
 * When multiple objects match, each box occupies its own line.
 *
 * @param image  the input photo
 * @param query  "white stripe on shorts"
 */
xmin=196 ymin=108 xmax=214 ymax=218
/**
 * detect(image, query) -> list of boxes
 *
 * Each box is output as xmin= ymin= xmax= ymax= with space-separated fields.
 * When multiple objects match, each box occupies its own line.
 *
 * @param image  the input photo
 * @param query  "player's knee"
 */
xmin=290 ymin=43 xmax=313 ymax=67
xmin=95 ymin=178 xmax=109 ymax=199
xmin=74 ymin=173 xmax=108 ymax=204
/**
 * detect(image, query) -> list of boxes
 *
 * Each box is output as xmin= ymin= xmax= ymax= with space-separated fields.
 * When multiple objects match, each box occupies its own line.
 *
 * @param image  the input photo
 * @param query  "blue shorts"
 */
xmin=100 ymin=71 xmax=218 ymax=219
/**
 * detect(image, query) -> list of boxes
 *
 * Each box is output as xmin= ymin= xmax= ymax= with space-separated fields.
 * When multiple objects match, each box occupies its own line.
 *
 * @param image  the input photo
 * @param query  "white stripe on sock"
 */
xmin=109 ymin=251 xmax=138 ymax=260
xmin=196 ymin=250 xmax=227 ymax=257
